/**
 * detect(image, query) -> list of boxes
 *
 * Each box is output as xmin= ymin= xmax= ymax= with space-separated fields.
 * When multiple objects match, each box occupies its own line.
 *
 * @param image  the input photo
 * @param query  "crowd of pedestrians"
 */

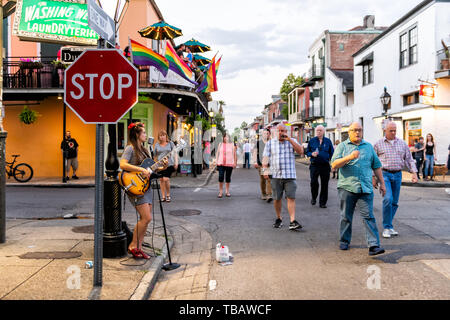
xmin=208 ymin=120 xmax=442 ymax=257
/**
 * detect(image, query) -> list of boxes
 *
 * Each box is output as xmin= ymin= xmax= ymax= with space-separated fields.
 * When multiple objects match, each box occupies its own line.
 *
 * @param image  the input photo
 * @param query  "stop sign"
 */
xmin=64 ymin=49 xmax=139 ymax=124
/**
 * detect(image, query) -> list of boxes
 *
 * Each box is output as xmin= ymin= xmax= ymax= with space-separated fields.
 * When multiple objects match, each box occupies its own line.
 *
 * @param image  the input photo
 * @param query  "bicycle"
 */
xmin=6 ymin=154 xmax=34 ymax=182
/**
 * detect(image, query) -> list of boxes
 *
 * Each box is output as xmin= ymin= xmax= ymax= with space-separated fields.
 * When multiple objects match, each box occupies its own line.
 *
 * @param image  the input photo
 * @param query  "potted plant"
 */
xmin=441 ymin=40 xmax=449 ymax=70
xmin=19 ymin=58 xmax=43 ymax=70
xmin=51 ymin=60 xmax=68 ymax=70
xmin=19 ymin=106 xmax=40 ymax=125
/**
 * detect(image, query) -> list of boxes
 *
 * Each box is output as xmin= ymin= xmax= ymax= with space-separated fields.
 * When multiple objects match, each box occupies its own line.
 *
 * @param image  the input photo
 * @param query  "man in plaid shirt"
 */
xmin=373 ymin=121 xmax=418 ymax=239
xmin=263 ymin=123 xmax=304 ymax=230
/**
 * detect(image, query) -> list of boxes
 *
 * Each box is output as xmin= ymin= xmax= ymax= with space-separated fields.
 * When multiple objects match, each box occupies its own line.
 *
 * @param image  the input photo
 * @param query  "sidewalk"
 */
xmin=6 ymin=169 xmax=216 ymax=189
xmin=295 ymin=158 xmax=450 ymax=188
xmin=0 ymin=214 xmax=171 ymax=300
xmin=148 ymin=217 xmax=214 ymax=300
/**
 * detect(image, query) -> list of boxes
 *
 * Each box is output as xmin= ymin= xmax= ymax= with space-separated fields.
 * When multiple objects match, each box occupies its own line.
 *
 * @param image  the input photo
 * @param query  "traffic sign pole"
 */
xmin=93 ymin=38 xmax=105 ymax=288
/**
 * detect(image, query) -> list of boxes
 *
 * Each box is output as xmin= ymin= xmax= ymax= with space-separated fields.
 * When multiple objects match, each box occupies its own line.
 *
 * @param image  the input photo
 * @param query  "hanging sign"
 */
xmin=13 ymin=0 xmax=98 ymax=45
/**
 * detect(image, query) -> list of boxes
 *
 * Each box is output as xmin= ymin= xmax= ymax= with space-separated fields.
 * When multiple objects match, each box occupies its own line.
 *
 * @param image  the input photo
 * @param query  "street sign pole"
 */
xmin=93 ymin=38 xmax=105 ymax=287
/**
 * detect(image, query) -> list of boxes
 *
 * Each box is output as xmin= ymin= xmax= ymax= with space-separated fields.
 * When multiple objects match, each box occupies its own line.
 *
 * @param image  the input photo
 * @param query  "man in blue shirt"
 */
xmin=306 ymin=125 xmax=334 ymax=208
xmin=331 ymin=122 xmax=387 ymax=256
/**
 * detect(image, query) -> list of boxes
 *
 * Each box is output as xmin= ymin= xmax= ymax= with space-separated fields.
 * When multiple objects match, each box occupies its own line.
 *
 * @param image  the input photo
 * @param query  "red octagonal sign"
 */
xmin=64 ymin=49 xmax=139 ymax=124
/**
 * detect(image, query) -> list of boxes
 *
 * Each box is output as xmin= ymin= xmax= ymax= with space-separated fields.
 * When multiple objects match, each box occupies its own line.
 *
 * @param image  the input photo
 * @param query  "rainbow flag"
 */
xmin=130 ymin=39 xmax=169 ymax=76
xmin=165 ymin=41 xmax=196 ymax=84
xmin=215 ymin=56 xmax=222 ymax=74
xmin=196 ymin=56 xmax=218 ymax=93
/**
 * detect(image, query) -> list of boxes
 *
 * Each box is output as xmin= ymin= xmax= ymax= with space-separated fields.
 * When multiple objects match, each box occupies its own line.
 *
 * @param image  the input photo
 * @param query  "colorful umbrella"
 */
xmin=193 ymin=54 xmax=211 ymax=66
xmin=183 ymin=38 xmax=211 ymax=53
xmin=138 ymin=21 xmax=183 ymax=40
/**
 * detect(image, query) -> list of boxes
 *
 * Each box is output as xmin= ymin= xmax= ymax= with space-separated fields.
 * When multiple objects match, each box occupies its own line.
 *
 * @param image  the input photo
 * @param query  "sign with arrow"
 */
xmin=87 ymin=0 xmax=115 ymax=46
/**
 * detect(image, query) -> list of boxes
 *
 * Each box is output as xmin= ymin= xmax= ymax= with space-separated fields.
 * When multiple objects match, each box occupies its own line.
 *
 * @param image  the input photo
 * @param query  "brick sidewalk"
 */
xmin=149 ymin=216 xmax=213 ymax=300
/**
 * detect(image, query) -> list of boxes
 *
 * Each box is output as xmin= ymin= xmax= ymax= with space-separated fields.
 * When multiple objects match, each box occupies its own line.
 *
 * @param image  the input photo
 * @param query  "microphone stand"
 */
xmin=152 ymin=176 xmax=180 ymax=271
xmin=149 ymin=141 xmax=179 ymax=271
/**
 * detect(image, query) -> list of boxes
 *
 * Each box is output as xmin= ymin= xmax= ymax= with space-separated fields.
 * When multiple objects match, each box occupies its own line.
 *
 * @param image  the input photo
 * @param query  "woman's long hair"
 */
xmin=128 ymin=122 xmax=150 ymax=163
xmin=426 ymin=133 xmax=434 ymax=143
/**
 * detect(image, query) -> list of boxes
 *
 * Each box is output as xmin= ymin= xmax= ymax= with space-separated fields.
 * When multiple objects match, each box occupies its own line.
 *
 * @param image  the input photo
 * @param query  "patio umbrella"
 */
xmin=183 ymin=38 xmax=211 ymax=53
xmin=193 ymin=54 xmax=211 ymax=66
xmin=138 ymin=21 xmax=183 ymax=40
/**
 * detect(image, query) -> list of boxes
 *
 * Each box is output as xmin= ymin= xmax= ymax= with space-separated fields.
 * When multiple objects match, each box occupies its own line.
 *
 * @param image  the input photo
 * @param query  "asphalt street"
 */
xmin=6 ymin=164 xmax=450 ymax=299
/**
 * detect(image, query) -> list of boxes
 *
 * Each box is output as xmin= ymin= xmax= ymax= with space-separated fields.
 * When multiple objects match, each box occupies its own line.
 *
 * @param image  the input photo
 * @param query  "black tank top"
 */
xmin=426 ymin=143 xmax=434 ymax=155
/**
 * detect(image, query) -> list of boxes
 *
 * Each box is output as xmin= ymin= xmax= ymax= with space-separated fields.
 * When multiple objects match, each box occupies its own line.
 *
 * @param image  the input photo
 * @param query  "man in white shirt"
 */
xmin=243 ymin=140 xmax=252 ymax=169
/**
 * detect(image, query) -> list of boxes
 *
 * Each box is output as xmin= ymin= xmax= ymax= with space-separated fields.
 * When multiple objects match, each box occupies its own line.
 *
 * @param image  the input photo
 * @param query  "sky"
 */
xmin=104 ymin=0 xmax=424 ymax=131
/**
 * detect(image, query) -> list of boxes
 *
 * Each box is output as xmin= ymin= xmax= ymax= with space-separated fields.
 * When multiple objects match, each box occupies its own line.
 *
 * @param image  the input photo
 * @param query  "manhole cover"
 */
xmin=72 ymin=225 xmax=94 ymax=234
xmin=19 ymin=251 xmax=82 ymax=259
xmin=169 ymin=209 xmax=201 ymax=216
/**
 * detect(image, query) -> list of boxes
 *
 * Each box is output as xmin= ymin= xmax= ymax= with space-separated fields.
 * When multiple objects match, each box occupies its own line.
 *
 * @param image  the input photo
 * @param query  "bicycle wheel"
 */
xmin=13 ymin=163 xmax=33 ymax=182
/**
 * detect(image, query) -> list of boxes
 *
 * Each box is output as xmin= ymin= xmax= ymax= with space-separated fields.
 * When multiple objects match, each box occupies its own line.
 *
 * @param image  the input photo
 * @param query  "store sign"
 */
xmin=13 ymin=0 xmax=98 ymax=45
xmin=60 ymin=46 xmax=90 ymax=63
xmin=405 ymin=120 xmax=421 ymax=131
xmin=149 ymin=67 xmax=196 ymax=89
xmin=312 ymin=123 xmax=327 ymax=128
xmin=420 ymin=85 xmax=435 ymax=105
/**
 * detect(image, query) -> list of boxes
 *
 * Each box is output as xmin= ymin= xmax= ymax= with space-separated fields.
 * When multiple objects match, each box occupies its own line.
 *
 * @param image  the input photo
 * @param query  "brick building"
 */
xmin=290 ymin=16 xmax=387 ymax=143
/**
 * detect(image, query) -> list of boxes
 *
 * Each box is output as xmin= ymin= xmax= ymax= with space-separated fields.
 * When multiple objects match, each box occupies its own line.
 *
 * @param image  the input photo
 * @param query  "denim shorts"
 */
xmin=270 ymin=178 xmax=297 ymax=200
xmin=127 ymin=188 xmax=153 ymax=207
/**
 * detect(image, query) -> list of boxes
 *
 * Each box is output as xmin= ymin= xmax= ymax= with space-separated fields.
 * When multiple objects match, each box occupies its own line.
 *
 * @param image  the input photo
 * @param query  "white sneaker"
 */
xmin=382 ymin=229 xmax=392 ymax=238
xmin=389 ymin=228 xmax=399 ymax=236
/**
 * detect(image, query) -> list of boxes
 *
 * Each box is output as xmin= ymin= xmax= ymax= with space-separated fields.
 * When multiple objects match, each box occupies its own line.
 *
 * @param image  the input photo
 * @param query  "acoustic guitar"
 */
xmin=119 ymin=139 xmax=187 ymax=196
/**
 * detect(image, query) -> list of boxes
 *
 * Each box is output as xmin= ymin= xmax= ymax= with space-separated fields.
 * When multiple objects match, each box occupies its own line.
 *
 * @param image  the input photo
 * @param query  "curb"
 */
xmin=402 ymin=181 xmax=450 ymax=188
xmin=6 ymin=183 xmax=95 ymax=188
xmin=129 ymin=238 xmax=174 ymax=300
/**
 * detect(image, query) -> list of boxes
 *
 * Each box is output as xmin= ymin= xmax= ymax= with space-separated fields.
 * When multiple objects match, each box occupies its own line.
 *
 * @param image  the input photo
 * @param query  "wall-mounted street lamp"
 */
xmin=380 ymin=87 xmax=391 ymax=118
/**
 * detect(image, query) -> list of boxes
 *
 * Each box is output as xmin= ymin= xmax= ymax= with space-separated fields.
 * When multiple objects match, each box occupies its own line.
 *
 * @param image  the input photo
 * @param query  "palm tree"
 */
xmin=218 ymin=100 xmax=226 ymax=114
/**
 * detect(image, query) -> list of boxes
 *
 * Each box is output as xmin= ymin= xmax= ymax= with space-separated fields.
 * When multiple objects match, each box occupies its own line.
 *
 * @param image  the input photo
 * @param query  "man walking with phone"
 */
xmin=262 ymin=123 xmax=304 ymax=230
xmin=331 ymin=122 xmax=386 ymax=256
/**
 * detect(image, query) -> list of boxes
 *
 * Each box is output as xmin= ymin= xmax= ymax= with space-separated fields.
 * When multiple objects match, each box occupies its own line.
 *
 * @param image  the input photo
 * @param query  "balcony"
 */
xmin=288 ymin=111 xmax=305 ymax=125
xmin=306 ymin=106 xmax=324 ymax=120
xmin=2 ymin=56 xmax=209 ymax=114
xmin=435 ymin=49 xmax=450 ymax=79
xmin=308 ymin=63 xmax=325 ymax=81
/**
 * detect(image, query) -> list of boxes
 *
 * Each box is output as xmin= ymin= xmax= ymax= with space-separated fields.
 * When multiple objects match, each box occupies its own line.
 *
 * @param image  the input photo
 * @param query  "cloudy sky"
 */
xmin=107 ymin=0 xmax=423 ymax=130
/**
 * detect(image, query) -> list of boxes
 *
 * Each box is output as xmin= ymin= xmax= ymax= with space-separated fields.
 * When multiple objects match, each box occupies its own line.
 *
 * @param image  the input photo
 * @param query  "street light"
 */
xmin=380 ymin=87 xmax=391 ymax=118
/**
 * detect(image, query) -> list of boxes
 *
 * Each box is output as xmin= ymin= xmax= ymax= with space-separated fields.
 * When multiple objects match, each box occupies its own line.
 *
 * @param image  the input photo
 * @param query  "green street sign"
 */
xmin=13 ymin=0 xmax=98 ymax=45
xmin=312 ymin=123 xmax=327 ymax=128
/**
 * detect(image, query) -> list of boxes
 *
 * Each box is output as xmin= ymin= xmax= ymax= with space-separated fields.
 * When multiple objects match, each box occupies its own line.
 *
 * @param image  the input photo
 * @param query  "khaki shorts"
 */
xmin=66 ymin=158 xmax=78 ymax=172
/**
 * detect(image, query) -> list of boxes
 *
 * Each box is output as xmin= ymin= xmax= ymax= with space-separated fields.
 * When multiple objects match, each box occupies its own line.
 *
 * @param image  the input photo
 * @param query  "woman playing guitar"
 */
xmin=120 ymin=122 xmax=168 ymax=259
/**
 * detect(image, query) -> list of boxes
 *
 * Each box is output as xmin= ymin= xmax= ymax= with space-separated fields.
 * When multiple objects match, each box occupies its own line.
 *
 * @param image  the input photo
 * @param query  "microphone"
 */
xmin=148 ymin=137 xmax=154 ymax=157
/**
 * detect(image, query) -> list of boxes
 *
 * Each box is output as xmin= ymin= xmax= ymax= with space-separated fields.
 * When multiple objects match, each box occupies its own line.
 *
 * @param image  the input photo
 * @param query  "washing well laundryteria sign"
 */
xmin=13 ymin=0 xmax=98 ymax=45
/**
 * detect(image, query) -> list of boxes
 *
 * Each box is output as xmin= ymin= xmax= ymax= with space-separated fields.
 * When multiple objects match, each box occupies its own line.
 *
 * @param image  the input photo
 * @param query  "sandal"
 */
xmin=218 ymin=193 xmax=223 ymax=198
xmin=166 ymin=196 xmax=171 ymax=203
xmin=161 ymin=197 xmax=166 ymax=202
xmin=138 ymin=249 xmax=151 ymax=260
xmin=226 ymin=193 xmax=231 ymax=197
xmin=128 ymin=248 xmax=144 ymax=259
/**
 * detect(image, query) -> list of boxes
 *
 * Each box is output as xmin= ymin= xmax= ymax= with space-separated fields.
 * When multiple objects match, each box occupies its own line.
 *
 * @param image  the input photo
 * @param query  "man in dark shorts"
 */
xmin=262 ymin=123 xmax=304 ymax=230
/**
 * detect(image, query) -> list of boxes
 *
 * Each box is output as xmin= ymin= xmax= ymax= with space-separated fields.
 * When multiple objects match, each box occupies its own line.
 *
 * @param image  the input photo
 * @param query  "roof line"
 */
xmin=148 ymin=0 xmax=164 ymax=21
xmin=353 ymin=0 xmax=435 ymax=57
